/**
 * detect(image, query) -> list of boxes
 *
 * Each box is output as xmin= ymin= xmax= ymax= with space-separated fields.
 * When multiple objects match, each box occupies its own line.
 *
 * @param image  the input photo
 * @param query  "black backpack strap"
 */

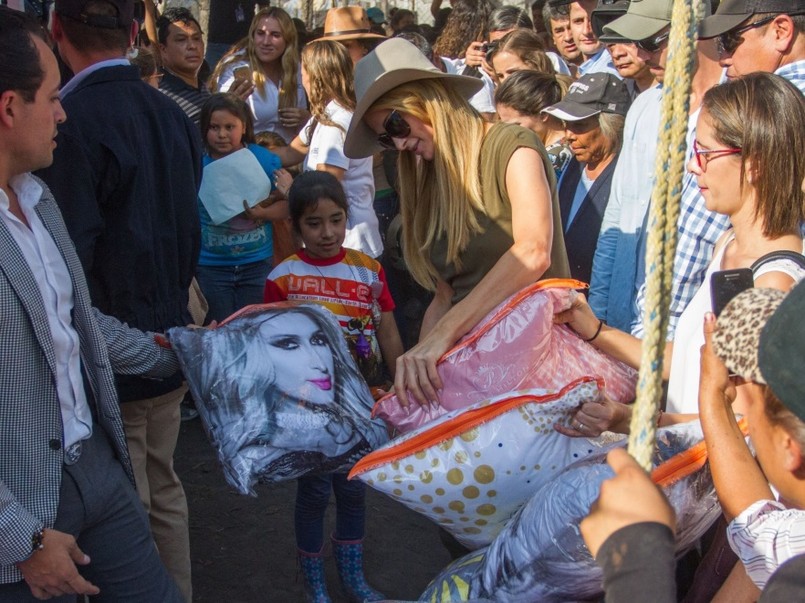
xmin=750 ymin=250 xmax=805 ymax=275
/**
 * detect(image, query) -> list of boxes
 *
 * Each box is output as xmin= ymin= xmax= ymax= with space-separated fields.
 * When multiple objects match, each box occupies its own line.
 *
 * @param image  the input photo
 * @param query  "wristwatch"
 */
xmin=31 ymin=527 xmax=44 ymax=553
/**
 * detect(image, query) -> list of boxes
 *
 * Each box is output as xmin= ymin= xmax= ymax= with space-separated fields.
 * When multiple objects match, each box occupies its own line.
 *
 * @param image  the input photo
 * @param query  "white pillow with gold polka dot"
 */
xmin=349 ymin=377 xmax=612 ymax=549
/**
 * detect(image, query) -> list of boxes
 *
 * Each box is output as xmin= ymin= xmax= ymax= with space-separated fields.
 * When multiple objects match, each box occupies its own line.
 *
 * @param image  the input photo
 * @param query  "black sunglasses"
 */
xmin=635 ymin=28 xmax=670 ymax=53
xmin=377 ymin=110 xmax=411 ymax=150
xmin=717 ymin=14 xmax=776 ymax=56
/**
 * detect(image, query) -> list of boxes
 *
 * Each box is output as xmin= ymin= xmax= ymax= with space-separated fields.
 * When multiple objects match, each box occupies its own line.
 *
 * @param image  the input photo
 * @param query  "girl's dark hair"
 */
xmin=287 ymin=171 xmax=349 ymax=233
xmin=494 ymin=69 xmax=563 ymax=116
xmin=199 ymin=93 xmax=255 ymax=151
xmin=390 ymin=8 xmax=416 ymax=31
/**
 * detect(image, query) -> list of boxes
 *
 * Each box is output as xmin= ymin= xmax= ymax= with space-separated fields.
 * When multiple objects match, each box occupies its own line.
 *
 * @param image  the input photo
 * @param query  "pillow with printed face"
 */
xmin=170 ymin=303 xmax=389 ymax=495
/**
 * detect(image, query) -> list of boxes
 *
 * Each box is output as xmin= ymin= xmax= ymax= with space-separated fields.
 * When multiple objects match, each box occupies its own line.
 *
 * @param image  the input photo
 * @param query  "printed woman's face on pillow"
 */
xmin=260 ymin=313 xmax=336 ymax=405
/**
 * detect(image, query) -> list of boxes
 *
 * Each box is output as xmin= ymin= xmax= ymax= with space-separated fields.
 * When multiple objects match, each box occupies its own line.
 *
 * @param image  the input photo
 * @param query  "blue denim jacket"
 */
xmin=588 ymin=85 xmax=662 ymax=331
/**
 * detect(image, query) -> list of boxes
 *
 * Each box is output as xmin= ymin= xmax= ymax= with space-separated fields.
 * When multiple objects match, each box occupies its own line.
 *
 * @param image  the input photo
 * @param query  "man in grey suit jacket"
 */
xmin=0 ymin=8 xmax=183 ymax=601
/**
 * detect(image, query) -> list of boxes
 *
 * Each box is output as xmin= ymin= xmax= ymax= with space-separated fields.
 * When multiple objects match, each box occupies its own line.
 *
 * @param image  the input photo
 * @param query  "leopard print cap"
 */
xmin=712 ymin=288 xmax=787 ymax=384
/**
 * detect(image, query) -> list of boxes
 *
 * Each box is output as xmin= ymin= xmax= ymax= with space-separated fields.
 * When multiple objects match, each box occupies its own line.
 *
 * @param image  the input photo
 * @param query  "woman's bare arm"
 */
xmin=394 ymin=146 xmax=556 ymax=406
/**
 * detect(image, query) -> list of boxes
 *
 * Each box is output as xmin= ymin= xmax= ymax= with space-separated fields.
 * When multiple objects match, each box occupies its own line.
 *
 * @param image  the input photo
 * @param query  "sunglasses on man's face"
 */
xmin=635 ymin=28 xmax=670 ymax=53
xmin=377 ymin=110 xmax=411 ymax=150
xmin=716 ymin=14 xmax=776 ymax=56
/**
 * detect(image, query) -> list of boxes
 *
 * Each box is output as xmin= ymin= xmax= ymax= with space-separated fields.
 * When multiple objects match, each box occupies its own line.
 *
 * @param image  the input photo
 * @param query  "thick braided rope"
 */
xmin=627 ymin=0 xmax=703 ymax=470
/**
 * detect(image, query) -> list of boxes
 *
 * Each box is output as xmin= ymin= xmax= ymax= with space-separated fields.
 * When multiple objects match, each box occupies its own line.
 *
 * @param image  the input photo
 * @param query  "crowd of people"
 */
xmin=1 ymin=0 xmax=805 ymax=601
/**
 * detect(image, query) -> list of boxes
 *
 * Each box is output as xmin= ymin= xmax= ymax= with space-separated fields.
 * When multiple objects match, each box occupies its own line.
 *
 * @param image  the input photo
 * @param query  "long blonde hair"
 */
xmin=369 ymin=80 xmax=486 ymax=289
xmin=210 ymin=7 xmax=300 ymax=110
xmin=301 ymin=40 xmax=355 ymax=134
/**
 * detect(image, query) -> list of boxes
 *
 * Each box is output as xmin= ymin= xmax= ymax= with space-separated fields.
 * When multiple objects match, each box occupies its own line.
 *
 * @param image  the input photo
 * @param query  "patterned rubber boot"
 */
xmin=297 ymin=548 xmax=332 ymax=603
xmin=331 ymin=536 xmax=385 ymax=603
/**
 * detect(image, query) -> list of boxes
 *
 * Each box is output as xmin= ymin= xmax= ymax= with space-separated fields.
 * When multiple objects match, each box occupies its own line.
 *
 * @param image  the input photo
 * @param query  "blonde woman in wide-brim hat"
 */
xmin=344 ymin=37 xmax=571 ymax=408
xmin=320 ymin=6 xmax=385 ymax=65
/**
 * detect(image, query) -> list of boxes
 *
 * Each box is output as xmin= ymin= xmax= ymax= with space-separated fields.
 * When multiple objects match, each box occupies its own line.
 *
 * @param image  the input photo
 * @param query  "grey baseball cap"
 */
xmin=700 ymin=0 xmax=805 ymax=39
xmin=601 ymin=0 xmax=673 ymax=42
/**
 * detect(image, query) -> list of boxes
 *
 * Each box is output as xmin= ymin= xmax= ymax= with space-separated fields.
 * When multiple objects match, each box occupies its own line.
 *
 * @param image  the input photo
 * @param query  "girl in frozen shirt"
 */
xmin=196 ymin=93 xmax=287 ymax=321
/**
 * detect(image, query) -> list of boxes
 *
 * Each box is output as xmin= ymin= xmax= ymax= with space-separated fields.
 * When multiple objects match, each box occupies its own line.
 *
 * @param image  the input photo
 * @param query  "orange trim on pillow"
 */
xmin=351 ymin=376 xmax=602 ymax=479
xmin=651 ymin=417 xmax=749 ymax=487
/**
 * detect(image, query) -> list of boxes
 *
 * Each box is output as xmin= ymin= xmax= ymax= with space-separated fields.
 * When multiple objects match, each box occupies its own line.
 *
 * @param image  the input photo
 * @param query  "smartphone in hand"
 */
xmin=710 ymin=268 xmax=754 ymax=317
xmin=232 ymin=65 xmax=251 ymax=85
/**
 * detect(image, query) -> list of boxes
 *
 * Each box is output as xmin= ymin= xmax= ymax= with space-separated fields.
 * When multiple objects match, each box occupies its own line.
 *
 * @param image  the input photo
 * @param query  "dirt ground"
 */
xmin=174 ymin=418 xmax=454 ymax=603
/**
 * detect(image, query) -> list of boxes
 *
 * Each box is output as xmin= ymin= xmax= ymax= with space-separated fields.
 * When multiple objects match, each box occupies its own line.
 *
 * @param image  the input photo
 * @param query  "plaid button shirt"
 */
xmin=776 ymin=59 xmax=805 ymax=95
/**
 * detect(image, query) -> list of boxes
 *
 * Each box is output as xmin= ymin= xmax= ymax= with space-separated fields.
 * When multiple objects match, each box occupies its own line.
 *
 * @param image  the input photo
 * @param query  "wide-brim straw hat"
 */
xmin=344 ymin=38 xmax=484 ymax=158
xmin=320 ymin=7 xmax=386 ymax=42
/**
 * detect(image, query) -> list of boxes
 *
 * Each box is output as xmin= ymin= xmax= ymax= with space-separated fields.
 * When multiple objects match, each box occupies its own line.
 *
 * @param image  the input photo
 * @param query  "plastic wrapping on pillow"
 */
xmin=350 ymin=378 xmax=613 ymax=549
xmin=169 ymin=303 xmax=389 ymax=495
xmin=419 ymin=421 xmax=721 ymax=602
xmin=373 ymin=280 xmax=637 ymax=434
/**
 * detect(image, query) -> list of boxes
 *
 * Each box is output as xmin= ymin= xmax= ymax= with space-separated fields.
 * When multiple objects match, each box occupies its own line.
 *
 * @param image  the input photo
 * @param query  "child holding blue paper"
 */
xmin=197 ymin=93 xmax=291 ymax=322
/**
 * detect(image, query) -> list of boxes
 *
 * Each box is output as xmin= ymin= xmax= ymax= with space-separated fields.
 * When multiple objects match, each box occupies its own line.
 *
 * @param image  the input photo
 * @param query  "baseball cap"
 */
xmin=601 ymin=0 xmax=673 ymax=42
xmin=758 ymin=279 xmax=805 ymax=422
xmin=55 ymin=0 xmax=134 ymax=29
xmin=700 ymin=0 xmax=805 ymax=39
xmin=542 ymin=73 xmax=631 ymax=121
xmin=366 ymin=7 xmax=386 ymax=24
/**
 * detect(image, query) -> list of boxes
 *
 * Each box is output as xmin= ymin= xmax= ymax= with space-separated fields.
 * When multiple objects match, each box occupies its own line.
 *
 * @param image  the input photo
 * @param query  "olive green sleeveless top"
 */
xmin=429 ymin=122 xmax=570 ymax=304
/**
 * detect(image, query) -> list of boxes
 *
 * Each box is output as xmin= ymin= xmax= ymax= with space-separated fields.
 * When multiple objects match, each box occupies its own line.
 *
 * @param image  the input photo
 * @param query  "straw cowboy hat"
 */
xmin=321 ymin=6 xmax=386 ymax=41
xmin=343 ymin=38 xmax=484 ymax=158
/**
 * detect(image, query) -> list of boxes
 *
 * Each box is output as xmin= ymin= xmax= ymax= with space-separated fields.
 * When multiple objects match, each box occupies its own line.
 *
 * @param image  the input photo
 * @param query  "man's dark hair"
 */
xmin=59 ymin=0 xmax=129 ymax=53
xmin=542 ymin=2 xmax=568 ymax=33
xmin=156 ymin=7 xmax=201 ymax=45
xmin=0 ymin=6 xmax=47 ymax=102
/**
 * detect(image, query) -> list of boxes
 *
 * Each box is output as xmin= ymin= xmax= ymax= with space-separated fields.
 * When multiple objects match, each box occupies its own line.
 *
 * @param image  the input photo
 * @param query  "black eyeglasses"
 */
xmin=635 ymin=28 xmax=670 ymax=53
xmin=377 ymin=110 xmax=411 ymax=150
xmin=717 ymin=14 xmax=776 ymax=56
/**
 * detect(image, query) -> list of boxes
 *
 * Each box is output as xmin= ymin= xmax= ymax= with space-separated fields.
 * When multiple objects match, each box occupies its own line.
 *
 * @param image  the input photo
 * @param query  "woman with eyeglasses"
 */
xmin=554 ymin=72 xmax=805 ymax=438
xmin=270 ymin=39 xmax=383 ymax=260
xmin=344 ymin=37 xmax=571 ymax=408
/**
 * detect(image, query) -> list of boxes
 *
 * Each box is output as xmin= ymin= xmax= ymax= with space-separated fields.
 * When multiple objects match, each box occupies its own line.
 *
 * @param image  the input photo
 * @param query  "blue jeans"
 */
xmin=0 ymin=428 xmax=183 ymax=602
xmin=195 ymin=259 xmax=272 ymax=323
xmin=295 ymin=473 xmax=366 ymax=553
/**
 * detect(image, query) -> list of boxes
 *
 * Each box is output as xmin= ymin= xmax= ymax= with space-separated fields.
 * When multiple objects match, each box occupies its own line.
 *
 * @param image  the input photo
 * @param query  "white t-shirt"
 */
xmin=299 ymin=101 xmax=382 ymax=258
xmin=546 ymin=51 xmax=572 ymax=76
xmin=442 ymin=57 xmax=496 ymax=114
xmin=666 ymin=233 xmax=805 ymax=414
xmin=217 ymin=57 xmax=307 ymax=143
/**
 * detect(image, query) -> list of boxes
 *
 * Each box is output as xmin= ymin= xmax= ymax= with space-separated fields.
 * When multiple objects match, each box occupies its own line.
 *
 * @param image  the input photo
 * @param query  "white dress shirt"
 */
xmin=0 ymin=174 xmax=92 ymax=447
